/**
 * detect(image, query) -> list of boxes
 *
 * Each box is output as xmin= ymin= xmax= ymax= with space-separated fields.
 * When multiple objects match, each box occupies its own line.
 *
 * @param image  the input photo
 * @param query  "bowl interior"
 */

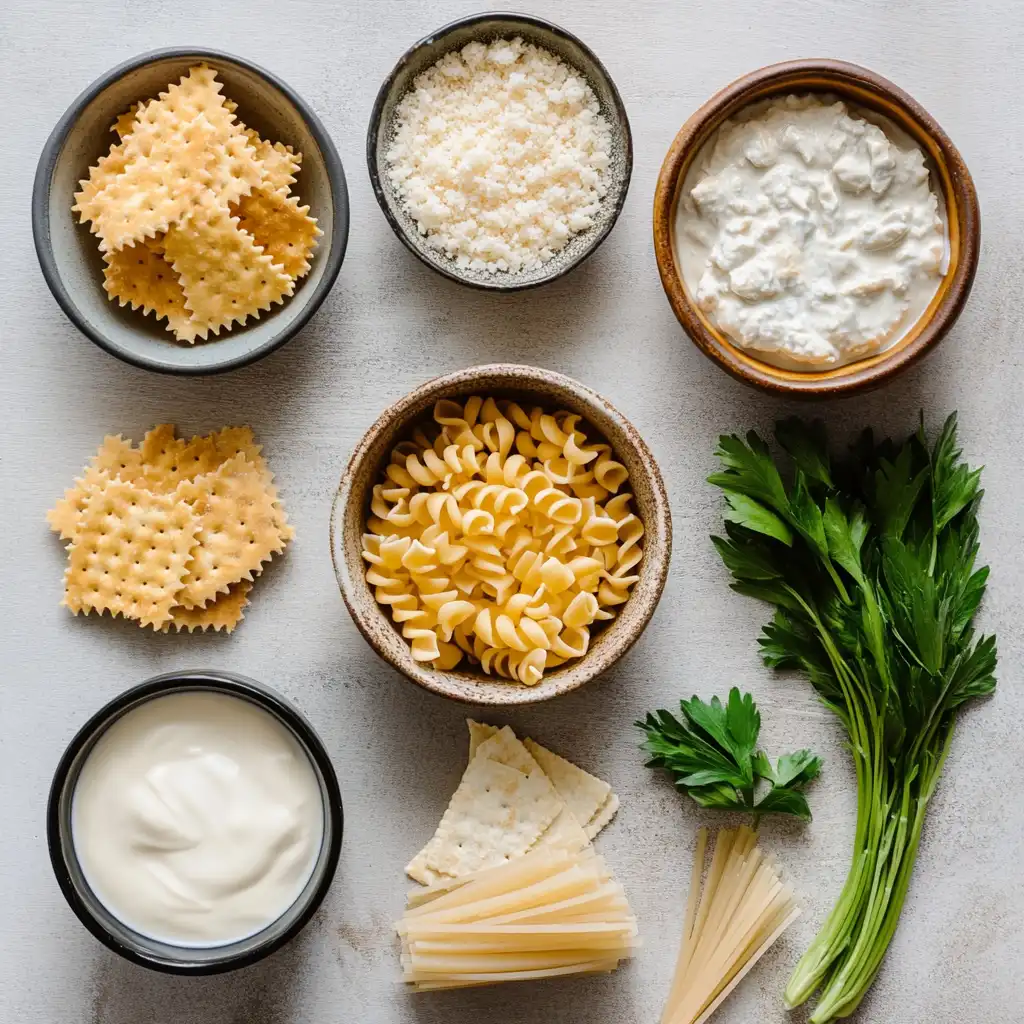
xmin=657 ymin=64 xmax=976 ymax=393
xmin=332 ymin=367 xmax=670 ymax=705
xmin=369 ymin=15 xmax=632 ymax=291
xmin=49 ymin=672 xmax=342 ymax=973
xmin=40 ymin=52 xmax=342 ymax=373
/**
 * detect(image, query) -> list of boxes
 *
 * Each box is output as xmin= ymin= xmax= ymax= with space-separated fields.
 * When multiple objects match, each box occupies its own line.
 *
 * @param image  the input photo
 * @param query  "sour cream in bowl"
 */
xmin=48 ymin=671 xmax=343 ymax=974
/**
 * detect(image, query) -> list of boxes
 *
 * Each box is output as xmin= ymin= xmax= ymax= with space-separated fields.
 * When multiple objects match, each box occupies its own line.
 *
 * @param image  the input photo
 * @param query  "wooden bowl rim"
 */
xmin=652 ymin=58 xmax=980 ymax=396
xmin=330 ymin=364 xmax=672 ymax=705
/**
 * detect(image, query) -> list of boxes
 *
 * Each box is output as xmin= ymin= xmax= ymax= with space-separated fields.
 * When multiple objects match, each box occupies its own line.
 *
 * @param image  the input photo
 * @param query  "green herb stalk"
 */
xmin=708 ymin=414 xmax=996 ymax=1022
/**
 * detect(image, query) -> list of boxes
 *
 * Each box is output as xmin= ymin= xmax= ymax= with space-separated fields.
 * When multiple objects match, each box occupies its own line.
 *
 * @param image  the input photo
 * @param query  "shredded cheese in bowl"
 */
xmin=385 ymin=38 xmax=613 ymax=275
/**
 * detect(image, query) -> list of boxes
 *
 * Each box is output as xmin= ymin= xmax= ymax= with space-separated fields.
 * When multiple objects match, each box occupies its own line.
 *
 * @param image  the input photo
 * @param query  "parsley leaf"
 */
xmin=637 ymin=687 xmax=820 ymax=820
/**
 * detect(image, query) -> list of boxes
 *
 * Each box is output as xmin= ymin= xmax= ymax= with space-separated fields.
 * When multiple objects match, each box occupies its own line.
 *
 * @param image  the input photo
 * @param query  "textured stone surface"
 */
xmin=1 ymin=1 xmax=1022 ymax=1022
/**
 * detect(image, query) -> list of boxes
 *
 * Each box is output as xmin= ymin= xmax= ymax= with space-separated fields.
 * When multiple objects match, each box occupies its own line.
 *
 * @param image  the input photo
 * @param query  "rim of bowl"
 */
xmin=46 ymin=669 xmax=344 ymax=974
xmin=652 ymin=58 xmax=981 ymax=396
xmin=366 ymin=11 xmax=633 ymax=293
xmin=330 ymin=364 xmax=672 ymax=705
xmin=31 ymin=47 xmax=350 ymax=376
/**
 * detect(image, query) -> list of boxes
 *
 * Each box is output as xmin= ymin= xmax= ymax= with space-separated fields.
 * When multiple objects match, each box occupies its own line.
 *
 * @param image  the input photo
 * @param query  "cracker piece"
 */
xmin=79 ymin=69 xmax=256 ymax=245
xmin=265 ymin=476 xmax=296 ymax=544
xmin=463 ymin=722 xmax=598 ymax=853
xmin=137 ymin=65 xmax=237 ymax=135
xmin=139 ymin=424 xmax=184 ymax=473
xmin=112 ymin=102 xmax=143 ymax=140
xmin=137 ymin=424 xmax=269 ymax=493
xmin=48 ymin=436 xmax=146 ymax=540
xmin=138 ymin=424 xmax=207 ymax=490
xmin=471 ymin=732 xmax=592 ymax=856
xmin=165 ymin=429 xmax=252 ymax=483
xmin=406 ymin=756 xmax=563 ymax=884
xmin=73 ymin=144 xmax=130 ymax=228
xmin=474 ymin=726 xmax=539 ymax=775
xmin=524 ymin=738 xmax=613 ymax=835
xmin=111 ymin=98 xmax=212 ymax=141
xmin=232 ymin=187 xmax=320 ymax=280
xmin=209 ymin=425 xmax=264 ymax=468
xmin=532 ymin=803 xmax=592 ymax=855
xmin=163 ymin=197 xmax=293 ymax=333
xmin=63 ymin=480 xmax=199 ymax=627
xmin=241 ymin=128 xmax=301 ymax=191
xmin=91 ymin=434 xmax=145 ymax=480
xmin=467 ymin=719 xmax=500 ymax=759
xmin=91 ymin=112 xmax=263 ymax=252
xmin=101 ymin=242 xmax=202 ymax=342
xmin=160 ymin=579 xmax=252 ymax=633
xmin=585 ymin=793 xmax=620 ymax=840
xmin=175 ymin=453 xmax=290 ymax=608
xmin=467 ymin=722 xmax=608 ymax=839
xmin=48 ymin=468 xmax=113 ymax=541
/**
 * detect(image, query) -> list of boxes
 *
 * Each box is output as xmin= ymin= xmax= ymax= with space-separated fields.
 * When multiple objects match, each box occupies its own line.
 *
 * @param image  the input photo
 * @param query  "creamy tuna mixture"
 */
xmin=674 ymin=95 xmax=947 ymax=369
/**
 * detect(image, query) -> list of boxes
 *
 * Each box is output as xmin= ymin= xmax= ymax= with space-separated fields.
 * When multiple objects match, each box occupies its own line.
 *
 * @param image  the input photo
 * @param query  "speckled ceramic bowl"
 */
xmin=32 ymin=47 xmax=349 ymax=375
xmin=653 ymin=59 xmax=980 ymax=396
xmin=330 ymin=365 xmax=671 ymax=705
xmin=366 ymin=13 xmax=632 ymax=292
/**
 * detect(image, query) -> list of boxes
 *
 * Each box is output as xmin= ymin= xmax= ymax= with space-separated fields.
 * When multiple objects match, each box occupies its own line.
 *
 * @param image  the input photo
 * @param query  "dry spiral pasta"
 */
xmin=362 ymin=396 xmax=644 ymax=685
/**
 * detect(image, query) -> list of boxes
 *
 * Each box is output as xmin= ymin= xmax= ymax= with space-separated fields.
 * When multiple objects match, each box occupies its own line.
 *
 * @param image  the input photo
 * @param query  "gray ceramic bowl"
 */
xmin=330 ymin=365 xmax=671 ymax=705
xmin=32 ymin=48 xmax=349 ymax=375
xmin=366 ymin=13 xmax=632 ymax=292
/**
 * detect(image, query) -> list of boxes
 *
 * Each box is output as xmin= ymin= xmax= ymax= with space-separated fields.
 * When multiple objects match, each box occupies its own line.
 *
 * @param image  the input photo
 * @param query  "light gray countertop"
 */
xmin=2 ymin=1 xmax=1022 ymax=1021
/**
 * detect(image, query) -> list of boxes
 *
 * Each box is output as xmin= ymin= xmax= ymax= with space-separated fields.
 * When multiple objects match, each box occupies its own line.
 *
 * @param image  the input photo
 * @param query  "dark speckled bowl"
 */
xmin=330 ymin=365 xmax=672 ymax=705
xmin=367 ymin=13 xmax=632 ymax=292
xmin=32 ymin=48 xmax=349 ymax=375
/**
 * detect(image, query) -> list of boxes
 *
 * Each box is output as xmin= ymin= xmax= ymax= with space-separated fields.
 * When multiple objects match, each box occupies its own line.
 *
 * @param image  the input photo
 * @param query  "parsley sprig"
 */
xmin=637 ymin=688 xmax=820 ymax=820
xmin=709 ymin=413 xmax=996 ymax=1023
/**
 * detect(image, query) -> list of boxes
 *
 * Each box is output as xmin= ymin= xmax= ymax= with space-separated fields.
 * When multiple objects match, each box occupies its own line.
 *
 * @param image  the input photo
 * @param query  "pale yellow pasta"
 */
xmin=361 ymin=396 xmax=644 ymax=685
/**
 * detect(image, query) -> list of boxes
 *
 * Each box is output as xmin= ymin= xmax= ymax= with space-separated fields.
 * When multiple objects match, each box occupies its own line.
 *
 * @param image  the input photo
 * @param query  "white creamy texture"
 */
xmin=386 ymin=37 xmax=612 ymax=274
xmin=675 ymin=95 xmax=946 ymax=368
xmin=71 ymin=691 xmax=324 ymax=947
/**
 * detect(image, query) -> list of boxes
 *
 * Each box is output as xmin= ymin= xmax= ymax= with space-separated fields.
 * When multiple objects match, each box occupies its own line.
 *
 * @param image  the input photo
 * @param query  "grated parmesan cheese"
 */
xmin=385 ymin=38 xmax=613 ymax=274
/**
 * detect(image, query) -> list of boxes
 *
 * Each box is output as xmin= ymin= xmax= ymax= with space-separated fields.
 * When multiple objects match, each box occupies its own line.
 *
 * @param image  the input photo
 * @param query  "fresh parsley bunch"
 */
xmin=709 ymin=413 xmax=996 ymax=1024
xmin=638 ymin=688 xmax=820 ymax=820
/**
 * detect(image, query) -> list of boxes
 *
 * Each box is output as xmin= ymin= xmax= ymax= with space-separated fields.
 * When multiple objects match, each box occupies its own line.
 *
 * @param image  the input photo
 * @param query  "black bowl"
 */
xmin=367 ymin=12 xmax=633 ymax=292
xmin=33 ymin=47 xmax=349 ymax=375
xmin=47 ymin=670 xmax=343 ymax=974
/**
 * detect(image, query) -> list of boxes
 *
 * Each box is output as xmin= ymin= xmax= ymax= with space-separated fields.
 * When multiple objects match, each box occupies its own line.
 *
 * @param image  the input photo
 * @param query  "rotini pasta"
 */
xmin=362 ymin=396 xmax=644 ymax=685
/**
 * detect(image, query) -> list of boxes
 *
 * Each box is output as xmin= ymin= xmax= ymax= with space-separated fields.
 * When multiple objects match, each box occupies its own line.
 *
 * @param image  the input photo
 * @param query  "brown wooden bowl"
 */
xmin=653 ymin=59 xmax=980 ymax=396
xmin=330 ymin=364 xmax=672 ymax=705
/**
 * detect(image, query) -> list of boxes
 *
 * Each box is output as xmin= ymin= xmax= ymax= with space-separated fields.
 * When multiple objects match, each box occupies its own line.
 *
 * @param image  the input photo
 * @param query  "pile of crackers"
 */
xmin=407 ymin=720 xmax=620 ymax=885
xmin=74 ymin=65 xmax=320 ymax=343
xmin=48 ymin=425 xmax=293 ymax=633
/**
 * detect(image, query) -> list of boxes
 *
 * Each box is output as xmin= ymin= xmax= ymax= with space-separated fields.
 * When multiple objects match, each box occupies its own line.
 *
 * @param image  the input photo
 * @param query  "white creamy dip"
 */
xmin=72 ymin=690 xmax=324 ymax=947
xmin=674 ymin=95 xmax=947 ymax=368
